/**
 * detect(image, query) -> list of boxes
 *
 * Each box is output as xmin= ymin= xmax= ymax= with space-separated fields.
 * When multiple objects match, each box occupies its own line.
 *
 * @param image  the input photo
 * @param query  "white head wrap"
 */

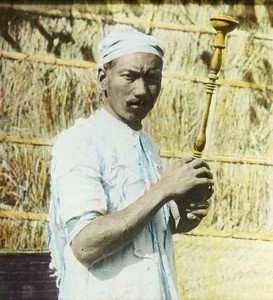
xmin=98 ymin=30 xmax=164 ymax=67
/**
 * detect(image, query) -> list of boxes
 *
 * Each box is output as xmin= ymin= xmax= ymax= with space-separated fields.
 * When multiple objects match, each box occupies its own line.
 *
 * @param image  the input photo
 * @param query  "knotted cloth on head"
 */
xmin=98 ymin=30 xmax=164 ymax=67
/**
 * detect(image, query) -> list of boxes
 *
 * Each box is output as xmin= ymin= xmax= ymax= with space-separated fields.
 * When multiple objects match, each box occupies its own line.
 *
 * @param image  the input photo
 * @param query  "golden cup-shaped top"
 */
xmin=210 ymin=15 xmax=239 ymax=34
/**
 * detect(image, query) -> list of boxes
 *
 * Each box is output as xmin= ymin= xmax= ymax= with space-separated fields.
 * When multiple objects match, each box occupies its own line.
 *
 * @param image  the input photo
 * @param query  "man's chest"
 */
xmin=98 ymin=137 xmax=158 ymax=210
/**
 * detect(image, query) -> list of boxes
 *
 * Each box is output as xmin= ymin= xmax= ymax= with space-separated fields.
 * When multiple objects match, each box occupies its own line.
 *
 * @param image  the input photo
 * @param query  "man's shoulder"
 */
xmin=52 ymin=113 xmax=104 ymax=155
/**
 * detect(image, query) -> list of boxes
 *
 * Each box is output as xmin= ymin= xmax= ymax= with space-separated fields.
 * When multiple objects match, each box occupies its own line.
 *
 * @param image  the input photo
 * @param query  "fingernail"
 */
xmin=187 ymin=213 xmax=196 ymax=219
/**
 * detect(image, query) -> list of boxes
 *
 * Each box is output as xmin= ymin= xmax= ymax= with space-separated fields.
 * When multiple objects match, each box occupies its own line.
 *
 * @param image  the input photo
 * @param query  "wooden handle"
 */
xmin=193 ymin=15 xmax=239 ymax=159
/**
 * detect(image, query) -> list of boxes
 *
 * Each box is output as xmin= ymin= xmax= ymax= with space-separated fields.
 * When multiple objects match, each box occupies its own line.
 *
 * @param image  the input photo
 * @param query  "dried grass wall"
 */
xmin=1 ymin=1 xmax=273 ymax=299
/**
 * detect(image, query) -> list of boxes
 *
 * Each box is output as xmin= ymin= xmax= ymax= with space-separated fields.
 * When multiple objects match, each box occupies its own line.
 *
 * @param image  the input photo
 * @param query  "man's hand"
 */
xmin=160 ymin=157 xmax=214 ymax=205
xmin=170 ymin=199 xmax=212 ymax=233
xmin=186 ymin=200 xmax=210 ymax=221
xmin=162 ymin=157 xmax=214 ymax=233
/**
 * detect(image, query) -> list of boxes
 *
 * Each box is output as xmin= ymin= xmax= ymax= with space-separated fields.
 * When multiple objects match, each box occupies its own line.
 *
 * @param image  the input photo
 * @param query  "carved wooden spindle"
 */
xmin=193 ymin=15 xmax=239 ymax=158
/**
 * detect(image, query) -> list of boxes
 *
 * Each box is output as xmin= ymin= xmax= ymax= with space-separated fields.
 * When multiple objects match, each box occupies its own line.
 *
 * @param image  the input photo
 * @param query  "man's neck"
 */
xmin=102 ymin=104 xmax=142 ymax=131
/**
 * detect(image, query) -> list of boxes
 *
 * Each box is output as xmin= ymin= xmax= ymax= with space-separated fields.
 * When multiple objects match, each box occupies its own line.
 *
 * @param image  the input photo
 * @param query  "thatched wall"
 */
xmin=1 ymin=1 xmax=273 ymax=298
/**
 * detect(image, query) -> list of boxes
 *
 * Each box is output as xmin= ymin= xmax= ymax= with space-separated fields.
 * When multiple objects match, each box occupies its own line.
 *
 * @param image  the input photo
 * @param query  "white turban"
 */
xmin=98 ymin=30 xmax=164 ymax=67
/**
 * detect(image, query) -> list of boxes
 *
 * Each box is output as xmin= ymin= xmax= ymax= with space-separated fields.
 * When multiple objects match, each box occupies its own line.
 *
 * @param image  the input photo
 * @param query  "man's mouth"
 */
xmin=127 ymin=99 xmax=145 ymax=107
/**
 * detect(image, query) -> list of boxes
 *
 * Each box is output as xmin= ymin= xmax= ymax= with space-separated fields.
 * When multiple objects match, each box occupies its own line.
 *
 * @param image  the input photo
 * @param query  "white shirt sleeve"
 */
xmin=51 ymin=124 xmax=108 ymax=230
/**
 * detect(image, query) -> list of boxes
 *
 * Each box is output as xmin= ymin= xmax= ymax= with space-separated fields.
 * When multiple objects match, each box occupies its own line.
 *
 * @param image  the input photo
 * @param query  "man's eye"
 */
xmin=122 ymin=74 xmax=135 ymax=81
xmin=147 ymin=75 xmax=160 ymax=84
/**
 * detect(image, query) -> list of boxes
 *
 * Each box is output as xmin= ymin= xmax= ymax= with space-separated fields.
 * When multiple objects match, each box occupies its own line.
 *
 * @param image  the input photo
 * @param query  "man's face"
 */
xmin=101 ymin=52 xmax=163 ymax=130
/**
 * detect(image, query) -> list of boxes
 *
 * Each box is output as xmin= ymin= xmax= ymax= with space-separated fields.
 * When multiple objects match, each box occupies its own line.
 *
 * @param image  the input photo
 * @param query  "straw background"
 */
xmin=1 ymin=1 xmax=273 ymax=299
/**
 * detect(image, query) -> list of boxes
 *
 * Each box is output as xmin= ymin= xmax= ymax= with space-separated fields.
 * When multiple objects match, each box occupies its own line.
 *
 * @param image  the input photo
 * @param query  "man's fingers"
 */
xmin=183 ymin=157 xmax=194 ymax=164
xmin=186 ymin=200 xmax=211 ymax=220
xmin=191 ymin=158 xmax=211 ymax=170
xmin=205 ymin=187 xmax=214 ymax=200
xmin=186 ymin=212 xmax=200 ymax=221
xmin=186 ymin=211 xmax=208 ymax=222
xmin=189 ymin=200 xmax=210 ymax=209
xmin=205 ymin=178 xmax=214 ymax=187
xmin=196 ymin=167 xmax=214 ymax=179
xmin=190 ymin=209 xmax=208 ymax=217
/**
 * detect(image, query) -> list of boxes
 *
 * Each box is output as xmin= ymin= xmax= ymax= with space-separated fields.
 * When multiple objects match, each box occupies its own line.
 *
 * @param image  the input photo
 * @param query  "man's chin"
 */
xmin=123 ymin=114 xmax=144 ymax=131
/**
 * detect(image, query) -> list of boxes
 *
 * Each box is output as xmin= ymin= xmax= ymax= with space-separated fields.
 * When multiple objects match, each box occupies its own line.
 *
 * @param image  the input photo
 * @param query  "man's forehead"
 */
xmin=111 ymin=52 xmax=163 ymax=71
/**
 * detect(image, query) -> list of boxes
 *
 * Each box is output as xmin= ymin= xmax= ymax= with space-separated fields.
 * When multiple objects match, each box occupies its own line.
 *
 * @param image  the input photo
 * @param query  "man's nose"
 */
xmin=133 ymin=78 xmax=147 ymax=96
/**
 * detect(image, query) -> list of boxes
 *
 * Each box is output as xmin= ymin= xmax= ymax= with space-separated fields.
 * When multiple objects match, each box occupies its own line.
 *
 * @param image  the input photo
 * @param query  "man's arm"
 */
xmin=71 ymin=158 xmax=214 ymax=267
xmin=71 ymin=183 xmax=166 ymax=267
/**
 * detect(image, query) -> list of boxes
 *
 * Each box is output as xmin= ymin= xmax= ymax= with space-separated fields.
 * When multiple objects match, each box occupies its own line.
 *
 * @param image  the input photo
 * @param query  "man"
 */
xmin=49 ymin=30 xmax=214 ymax=300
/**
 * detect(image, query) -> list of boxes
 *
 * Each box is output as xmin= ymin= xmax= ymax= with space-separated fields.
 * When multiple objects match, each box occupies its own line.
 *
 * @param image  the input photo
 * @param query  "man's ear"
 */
xmin=98 ymin=68 xmax=107 ymax=92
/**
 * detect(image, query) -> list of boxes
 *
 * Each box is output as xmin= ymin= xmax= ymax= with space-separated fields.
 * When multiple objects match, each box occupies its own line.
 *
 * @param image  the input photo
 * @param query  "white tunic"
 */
xmin=49 ymin=108 xmax=179 ymax=300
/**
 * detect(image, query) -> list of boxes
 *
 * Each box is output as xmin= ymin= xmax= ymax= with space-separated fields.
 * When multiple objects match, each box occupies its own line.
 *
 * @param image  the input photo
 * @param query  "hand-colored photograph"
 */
xmin=1 ymin=1 xmax=273 ymax=299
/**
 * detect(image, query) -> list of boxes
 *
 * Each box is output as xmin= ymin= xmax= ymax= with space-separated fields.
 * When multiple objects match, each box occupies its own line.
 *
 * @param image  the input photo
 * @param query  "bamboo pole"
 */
xmin=1 ymin=4 xmax=273 ymax=41
xmin=163 ymin=72 xmax=273 ymax=92
xmin=0 ymin=135 xmax=272 ymax=166
xmin=0 ymin=50 xmax=97 ymax=69
xmin=0 ymin=210 xmax=49 ymax=221
xmin=183 ymin=229 xmax=273 ymax=242
xmin=106 ymin=16 xmax=214 ymax=34
xmin=0 ymin=136 xmax=53 ymax=146
xmin=1 ymin=50 xmax=273 ymax=92
xmin=160 ymin=150 xmax=273 ymax=167
xmin=217 ymin=77 xmax=273 ymax=91
xmin=106 ymin=16 xmax=273 ymax=42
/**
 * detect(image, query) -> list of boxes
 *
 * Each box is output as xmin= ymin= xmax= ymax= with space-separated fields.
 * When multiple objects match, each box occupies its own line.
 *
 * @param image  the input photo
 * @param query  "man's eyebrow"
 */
xmin=118 ymin=68 xmax=162 ymax=74
xmin=119 ymin=68 xmax=138 ymax=73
